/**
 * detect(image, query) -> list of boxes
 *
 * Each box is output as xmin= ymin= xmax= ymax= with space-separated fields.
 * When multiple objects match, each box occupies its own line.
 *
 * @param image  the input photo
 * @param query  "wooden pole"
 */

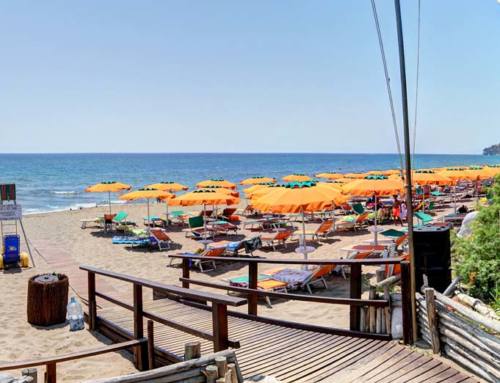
xmin=212 ymin=303 xmax=229 ymax=352
xmin=401 ymin=261 xmax=413 ymax=344
xmin=46 ymin=363 xmax=56 ymax=383
xmin=369 ymin=286 xmax=376 ymax=333
xmin=147 ymin=320 xmax=155 ymax=370
xmin=248 ymin=262 xmax=258 ymax=316
xmin=349 ymin=264 xmax=362 ymax=331
xmin=215 ymin=356 xmax=228 ymax=378
xmin=184 ymin=342 xmax=201 ymax=360
xmin=205 ymin=365 xmax=218 ymax=383
xmin=424 ymin=288 xmax=440 ymax=354
xmin=88 ymin=272 xmax=97 ymax=331
xmin=394 ymin=0 xmax=417 ymax=343
xmin=133 ymin=283 xmax=146 ymax=370
xmin=182 ymin=258 xmax=190 ymax=289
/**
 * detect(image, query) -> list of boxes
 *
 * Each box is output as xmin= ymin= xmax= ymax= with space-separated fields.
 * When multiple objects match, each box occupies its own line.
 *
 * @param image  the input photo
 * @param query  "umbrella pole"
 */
xmin=203 ymin=204 xmax=207 ymax=239
xmin=108 ymin=191 xmax=112 ymax=214
xmin=301 ymin=209 xmax=308 ymax=270
xmin=147 ymin=199 xmax=151 ymax=232
xmin=453 ymin=185 xmax=457 ymax=214
xmin=374 ymin=196 xmax=378 ymax=245
xmin=165 ymin=203 xmax=169 ymax=226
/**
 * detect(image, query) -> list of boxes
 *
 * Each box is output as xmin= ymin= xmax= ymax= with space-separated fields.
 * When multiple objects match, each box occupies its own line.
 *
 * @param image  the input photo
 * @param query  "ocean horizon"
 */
xmin=0 ymin=152 xmax=498 ymax=214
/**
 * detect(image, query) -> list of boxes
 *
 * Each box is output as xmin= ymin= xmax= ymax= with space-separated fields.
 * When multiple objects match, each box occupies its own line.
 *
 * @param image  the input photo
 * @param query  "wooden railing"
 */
xmin=80 ymin=265 xmax=247 ymax=369
xmin=0 ymin=339 xmax=146 ymax=383
xmin=168 ymin=255 xmax=413 ymax=343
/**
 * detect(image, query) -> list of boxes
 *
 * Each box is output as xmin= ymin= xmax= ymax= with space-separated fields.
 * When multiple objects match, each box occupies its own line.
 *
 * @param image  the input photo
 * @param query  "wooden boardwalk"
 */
xmin=97 ymin=298 xmax=478 ymax=383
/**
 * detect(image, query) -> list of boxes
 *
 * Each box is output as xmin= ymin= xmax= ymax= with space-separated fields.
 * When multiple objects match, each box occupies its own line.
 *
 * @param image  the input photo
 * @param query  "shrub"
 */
xmin=452 ymin=176 xmax=500 ymax=308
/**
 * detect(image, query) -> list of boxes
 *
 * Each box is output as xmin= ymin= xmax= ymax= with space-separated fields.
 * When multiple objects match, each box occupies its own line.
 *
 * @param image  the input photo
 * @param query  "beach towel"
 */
xmin=272 ymin=269 xmax=313 ymax=289
xmin=112 ymin=236 xmax=150 ymax=246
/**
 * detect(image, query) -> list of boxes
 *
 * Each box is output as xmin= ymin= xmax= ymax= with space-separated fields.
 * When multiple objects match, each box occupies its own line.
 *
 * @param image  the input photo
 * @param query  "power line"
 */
xmin=370 ymin=0 xmax=404 ymax=172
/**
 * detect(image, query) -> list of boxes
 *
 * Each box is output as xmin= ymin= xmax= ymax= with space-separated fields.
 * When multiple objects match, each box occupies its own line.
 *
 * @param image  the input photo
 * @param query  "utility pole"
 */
xmin=394 ymin=0 xmax=417 ymax=342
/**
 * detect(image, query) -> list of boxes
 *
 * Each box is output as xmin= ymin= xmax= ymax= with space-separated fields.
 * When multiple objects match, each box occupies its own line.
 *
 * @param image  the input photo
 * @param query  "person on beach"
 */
xmin=400 ymin=201 xmax=408 ymax=223
xmin=392 ymin=194 xmax=402 ymax=225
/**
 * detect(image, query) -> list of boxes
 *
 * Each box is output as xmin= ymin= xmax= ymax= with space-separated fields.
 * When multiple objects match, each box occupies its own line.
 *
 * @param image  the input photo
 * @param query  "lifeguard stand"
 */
xmin=0 ymin=184 xmax=33 ymax=268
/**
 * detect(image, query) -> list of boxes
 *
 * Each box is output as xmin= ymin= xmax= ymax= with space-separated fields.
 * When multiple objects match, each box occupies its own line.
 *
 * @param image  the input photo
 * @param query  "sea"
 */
xmin=0 ymin=153 xmax=498 ymax=215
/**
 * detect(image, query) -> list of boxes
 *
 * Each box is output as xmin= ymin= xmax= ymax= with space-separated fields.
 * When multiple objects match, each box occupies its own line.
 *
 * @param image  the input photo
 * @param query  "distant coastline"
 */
xmin=483 ymin=143 xmax=500 ymax=155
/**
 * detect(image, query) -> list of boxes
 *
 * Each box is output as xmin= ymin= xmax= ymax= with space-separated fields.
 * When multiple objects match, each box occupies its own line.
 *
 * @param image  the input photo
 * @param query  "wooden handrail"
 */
xmin=179 ymin=277 xmax=389 ymax=307
xmin=168 ymin=254 xmax=403 ymax=265
xmin=80 ymin=265 xmax=246 ymax=307
xmin=0 ymin=339 xmax=144 ymax=371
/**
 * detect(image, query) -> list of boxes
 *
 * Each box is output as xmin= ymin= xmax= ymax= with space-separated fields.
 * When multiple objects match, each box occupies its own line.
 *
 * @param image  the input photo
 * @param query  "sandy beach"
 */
xmin=0 ymin=199 xmax=466 ymax=382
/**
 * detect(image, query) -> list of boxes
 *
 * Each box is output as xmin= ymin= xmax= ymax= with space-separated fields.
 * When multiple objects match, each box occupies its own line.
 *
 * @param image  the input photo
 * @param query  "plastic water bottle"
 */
xmin=67 ymin=296 xmax=84 ymax=331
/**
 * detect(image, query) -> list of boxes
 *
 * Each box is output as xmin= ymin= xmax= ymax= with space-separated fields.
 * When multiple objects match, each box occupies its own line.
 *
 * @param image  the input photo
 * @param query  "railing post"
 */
xmin=133 ymin=283 xmax=147 ymax=370
xmin=424 ymin=287 xmax=440 ymax=353
xmin=212 ymin=302 xmax=229 ymax=352
xmin=46 ymin=362 xmax=56 ymax=383
xmin=147 ymin=320 xmax=155 ymax=370
xmin=401 ymin=261 xmax=413 ymax=345
xmin=88 ymin=272 xmax=97 ymax=331
xmin=182 ymin=258 xmax=190 ymax=289
xmin=350 ymin=263 xmax=362 ymax=331
xmin=248 ymin=262 xmax=258 ymax=316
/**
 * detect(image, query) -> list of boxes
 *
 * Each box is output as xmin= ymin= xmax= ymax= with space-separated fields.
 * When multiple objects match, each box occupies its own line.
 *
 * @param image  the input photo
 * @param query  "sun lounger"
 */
xmin=351 ymin=203 xmax=365 ymax=215
xmin=334 ymin=212 xmax=369 ymax=231
xmin=80 ymin=217 xmax=103 ymax=229
xmin=415 ymin=211 xmax=433 ymax=225
xmin=271 ymin=266 xmax=332 ymax=294
xmin=183 ymin=216 xmax=214 ymax=238
xmin=261 ymin=230 xmax=293 ymax=250
xmin=169 ymin=247 xmax=226 ymax=272
xmin=150 ymin=229 xmax=173 ymax=250
xmin=112 ymin=236 xmax=150 ymax=246
xmin=228 ymin=274 xmax=288 ymax=307
xmin=304 ymin=219 xmax=334 ymax=241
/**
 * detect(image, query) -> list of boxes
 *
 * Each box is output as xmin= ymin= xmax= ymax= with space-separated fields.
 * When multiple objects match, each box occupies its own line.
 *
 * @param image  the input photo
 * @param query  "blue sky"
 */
xmin=0 ymin=1 xmax=498 ymax=154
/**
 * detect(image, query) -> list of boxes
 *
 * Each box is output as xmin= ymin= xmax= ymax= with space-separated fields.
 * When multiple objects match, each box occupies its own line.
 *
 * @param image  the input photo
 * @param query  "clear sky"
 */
xmin=0 ymin=1 xmax=498 ymax=154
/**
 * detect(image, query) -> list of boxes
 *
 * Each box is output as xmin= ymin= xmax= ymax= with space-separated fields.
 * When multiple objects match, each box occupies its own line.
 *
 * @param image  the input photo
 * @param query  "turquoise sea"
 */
xmin=0 ymin=153 xmax=498 ymax=214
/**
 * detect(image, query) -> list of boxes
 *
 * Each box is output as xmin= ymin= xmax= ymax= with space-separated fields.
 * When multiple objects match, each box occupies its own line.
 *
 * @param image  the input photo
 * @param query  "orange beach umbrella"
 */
xmin=390 ymin=170 xmax=453 ymax=186
xmin=315 ymin=172 xmax=343 ymax=180
xmin=85 ymin=181 xmax=131 ymax=214
xmin=282 ymin=174 xmax=312 ymax=182
xmin=240 ymin=176 xmax=276 ymax=185
xmin=145 ymin=181 xmax=188 ymax=192
xmin=196 ymin=179 xmax=237 ymax=190
xmin=342 ymin=176 xmax=404 ymax=197
xmin=120 ymin=188 xmax=175 ymax=227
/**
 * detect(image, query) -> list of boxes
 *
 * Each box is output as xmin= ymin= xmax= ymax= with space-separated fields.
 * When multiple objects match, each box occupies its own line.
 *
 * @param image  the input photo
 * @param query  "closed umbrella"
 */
xmin=85 ymin=181 xmax=131 ymax=214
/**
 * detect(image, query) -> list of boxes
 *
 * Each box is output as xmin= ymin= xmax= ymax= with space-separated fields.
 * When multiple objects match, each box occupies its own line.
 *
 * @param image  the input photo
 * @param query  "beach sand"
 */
xmin=0 ymin=200 xmax=465 ymax=382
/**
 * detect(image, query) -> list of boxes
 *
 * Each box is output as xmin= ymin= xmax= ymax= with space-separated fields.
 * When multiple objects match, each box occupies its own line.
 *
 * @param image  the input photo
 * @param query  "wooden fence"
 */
xmin=417 ymin=288 xmax=500 ymax=383
xmin=168 ymin=254 xmax=414 ymax=343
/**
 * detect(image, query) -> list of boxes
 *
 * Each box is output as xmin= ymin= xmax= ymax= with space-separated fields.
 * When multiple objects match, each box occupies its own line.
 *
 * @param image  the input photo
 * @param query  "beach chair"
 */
xmin=149 ymin=229 xmax=173 ymax=250
xmin=271 ymin=267 xmax=331 ymax=293
xmin=80 ymin=217 xmax=103 ymax=229
xmin=302 ymin=265 xmax=334 ymax=294
xmin=334 ymin=212 xmax=369 ymax=232
xmin=1 ymin=234 xmax=29 ymax=268
xmin=304 ymin=219 xmax=334 ymax=241
xmin=415 ymin=211 xmax=433 ymax=226
xmin=261 ymin=230 xmax=293 ymax=250
xmin=184 ymin=216 xmax=212 ymax=238
xmin=112 ymin=211 xmax=136 ymax=231
xmin=224 ymin=236 xmax=262 ymax=256
xmin=351 ymin=203 xmax=365 ymax=215
xmin=169 ymin=247 xmax=226 ymax=272
xmin=228 ymin=274 xmax=288 ymax=307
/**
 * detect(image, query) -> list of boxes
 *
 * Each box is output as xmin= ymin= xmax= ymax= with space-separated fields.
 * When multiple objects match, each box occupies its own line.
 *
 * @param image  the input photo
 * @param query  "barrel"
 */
xmin=27 ymin=273 xmax=69 ymax=326
xmin=413 ymin=225 xmax=452 ymax=293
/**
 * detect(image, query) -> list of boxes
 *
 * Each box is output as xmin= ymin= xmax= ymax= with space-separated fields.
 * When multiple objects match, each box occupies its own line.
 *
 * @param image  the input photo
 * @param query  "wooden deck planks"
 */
xmin=96 ymin=297 xmax=480 ymax=383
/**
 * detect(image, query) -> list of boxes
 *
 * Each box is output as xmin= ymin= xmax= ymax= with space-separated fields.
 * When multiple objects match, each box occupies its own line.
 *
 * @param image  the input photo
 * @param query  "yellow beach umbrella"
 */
xmin=145 ymin=181 xmax=188 ymax=192
xmin=282 ymin=174 xmax=312 ymax=182
xmin=317 ymin=181 xmax=344 ymax=190
xmin=120 ymin=188 xmax=175 ymax=227
xmin=248 ymin=184 xmax=284 ymax=200
xmin=196 ymin=179 xmax=237 ymax=190
xmin=240 ymin=176 xmax=276 ymax=185
xmin=315 ymin=172 xmax=343 ymax=180
xmin=85 ymin=181 xmax=131 ymax=214
xmin=198 ymin=186 xmax=239 ymax=197
xmin=243 ymin=183 xmax=275 ymax=196
xmin=463 ymin=166 xmax=498 ymax=180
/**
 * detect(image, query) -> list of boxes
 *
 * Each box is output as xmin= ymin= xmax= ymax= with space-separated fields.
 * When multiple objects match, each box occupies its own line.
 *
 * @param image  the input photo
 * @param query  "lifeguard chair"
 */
xmin=0 ymin=184 xmax=32 ymax=269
